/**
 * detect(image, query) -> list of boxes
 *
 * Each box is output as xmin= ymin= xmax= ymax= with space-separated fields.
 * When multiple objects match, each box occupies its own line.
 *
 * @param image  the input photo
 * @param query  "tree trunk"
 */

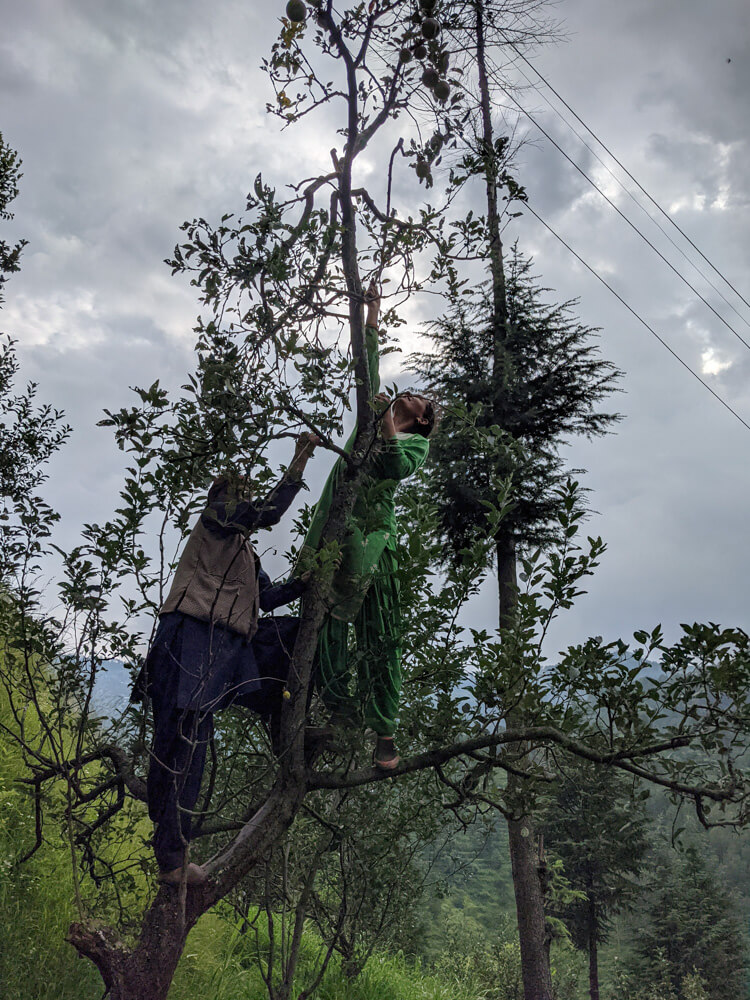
xmin=588 ymin=898 xmax=600 ymax=1000
xmin=507 ymin=814 xmax=553 ymax=1000
xmin=497 ymin=532 xmax=553 ymax=1000
xmin=475 ymin=0 xmax=555 ymax=992
xmin=69 ymin=892 xmax=197 ymax=1000
xmin=69 ymin=776 xmax=307 ymax=1000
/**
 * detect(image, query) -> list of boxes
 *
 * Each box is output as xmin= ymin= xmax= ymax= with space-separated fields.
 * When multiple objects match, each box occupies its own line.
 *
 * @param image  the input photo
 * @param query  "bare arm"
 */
xmin=365 ymin=277 xmax=380 ymax=329
xmin=284 ymin=431 xmax=321 ymax=482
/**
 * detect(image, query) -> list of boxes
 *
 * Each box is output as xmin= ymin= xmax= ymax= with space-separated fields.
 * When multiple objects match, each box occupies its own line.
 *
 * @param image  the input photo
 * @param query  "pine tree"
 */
xmin=411 ymin=238 xmax=621 ymax=1000
xmin=636 ymin=847 xmax=748 ymax=1000
xmin=411 ymin=243 xmax=622 ymax=563
xmin=540 ymin=762 xmax=650 ymax=1000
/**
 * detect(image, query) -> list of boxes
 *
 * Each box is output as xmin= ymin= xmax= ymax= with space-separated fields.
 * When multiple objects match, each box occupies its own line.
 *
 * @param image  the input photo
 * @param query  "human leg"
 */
xmin=316 ymin=614 xmax=359 ymax=725
xmin=147 ymin=700 xmax=213 ymax=873
xmin=354 ymin=549 xmax=402 ymax=741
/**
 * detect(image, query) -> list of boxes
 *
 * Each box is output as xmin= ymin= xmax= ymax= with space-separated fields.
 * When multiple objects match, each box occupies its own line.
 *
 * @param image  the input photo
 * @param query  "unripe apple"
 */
xmin=286 ymin=0 xmax=307 ymax=23
xmin=434 ymin=79 xmax=450 ymax=102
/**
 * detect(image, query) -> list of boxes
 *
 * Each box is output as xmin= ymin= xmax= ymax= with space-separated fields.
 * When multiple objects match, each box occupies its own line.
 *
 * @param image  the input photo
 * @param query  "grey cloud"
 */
xmin=1 ymin=0 xmax=749 ymax=657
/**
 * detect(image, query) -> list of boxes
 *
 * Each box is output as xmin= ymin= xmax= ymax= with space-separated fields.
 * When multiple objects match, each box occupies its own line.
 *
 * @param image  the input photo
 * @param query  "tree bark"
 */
xmin=507 ymin=814 xmax=553 ymax=1000
xmin=588 ymin=898 xmax=600 ymax=1000
xmin=499 ymin=536 xmax=553 ymax=1000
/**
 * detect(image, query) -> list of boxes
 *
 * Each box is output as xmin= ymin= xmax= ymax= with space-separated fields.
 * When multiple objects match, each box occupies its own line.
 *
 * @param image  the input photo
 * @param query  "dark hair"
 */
xmin=207 ymin=473 xmax=253 ymax=502
xmin=412 ymin=398 xmax=436 ymax=438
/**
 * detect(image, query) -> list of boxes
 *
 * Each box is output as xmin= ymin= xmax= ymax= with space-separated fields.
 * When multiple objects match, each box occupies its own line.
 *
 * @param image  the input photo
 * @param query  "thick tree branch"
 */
xmin=307 ymin=727 xmax=738 ymax=807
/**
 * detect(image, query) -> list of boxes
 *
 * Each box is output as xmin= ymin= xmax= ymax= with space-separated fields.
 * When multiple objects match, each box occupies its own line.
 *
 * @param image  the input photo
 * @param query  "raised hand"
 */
xmin=364 ymin=278 xmax=381 ymax=326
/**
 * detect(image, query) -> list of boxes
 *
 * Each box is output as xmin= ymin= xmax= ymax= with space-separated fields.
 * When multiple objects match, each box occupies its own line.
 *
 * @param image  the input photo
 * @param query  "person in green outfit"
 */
xmin=296 ymin=280 xmax=435 ymax=770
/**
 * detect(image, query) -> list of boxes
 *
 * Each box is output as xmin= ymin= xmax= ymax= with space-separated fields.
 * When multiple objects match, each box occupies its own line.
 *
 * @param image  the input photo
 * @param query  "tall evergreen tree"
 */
xmin=636 ymin=846 xmax=748 ymax=1000
xmin=412 ymin=240 xmax=620 ymax=1000
xmin=540 ymin=761 xmax=650 ymax=1000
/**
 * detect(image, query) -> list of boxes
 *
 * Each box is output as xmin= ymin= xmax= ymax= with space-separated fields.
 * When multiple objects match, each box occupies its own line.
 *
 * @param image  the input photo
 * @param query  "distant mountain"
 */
xmin=91 ymin=660 xmax=133 ymax=718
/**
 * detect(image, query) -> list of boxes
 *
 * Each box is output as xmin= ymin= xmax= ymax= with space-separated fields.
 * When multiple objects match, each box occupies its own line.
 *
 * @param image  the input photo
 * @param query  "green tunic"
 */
xmin=297 ymin=325 xmax=429 ymax=736
xmin=296 ymin=325 xmax=429 ymax=623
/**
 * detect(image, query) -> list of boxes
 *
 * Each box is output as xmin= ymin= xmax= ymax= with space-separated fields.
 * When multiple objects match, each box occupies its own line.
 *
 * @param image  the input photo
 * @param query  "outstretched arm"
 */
xmin=363 ymin=279 xmax=382 ymax=397
xmin=202 ymin=433 xmax=319 ymax=536
xmin=282 ymin=432 xmax=320 ymax=484
xmin=257 ymin=565 xmax=308 ymax=612
xmin=365 ymin=278 xmax=380 ymax=330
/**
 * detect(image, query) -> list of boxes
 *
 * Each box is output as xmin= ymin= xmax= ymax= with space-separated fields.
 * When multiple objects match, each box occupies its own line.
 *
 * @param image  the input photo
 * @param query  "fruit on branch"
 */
xmin=415 ymin=158 xmax=430 ymax=180
xmin=286 ymin=0 xmax=307 ymax=22
xmin=399 ymin=47 xmax=414 ymax=63
xmin=433 ymin=79 xmax=450 ymax=102
xmin=421 ymin=17 xmax=440 ymax=39
xmin=422 ymin=66 xmax=439 ymax=88
xmin=419 ymin=0 xmax=437 ymax=12
xmin=413 ymin=42 xmax=427 ymax=59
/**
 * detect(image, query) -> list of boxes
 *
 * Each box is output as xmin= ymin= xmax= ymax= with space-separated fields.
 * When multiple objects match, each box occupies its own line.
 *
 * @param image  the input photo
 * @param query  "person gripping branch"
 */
xmin=295 ymin=281 xmax=435 ymax=771
xmin=138 ymin=433 xmax=318 ymax=886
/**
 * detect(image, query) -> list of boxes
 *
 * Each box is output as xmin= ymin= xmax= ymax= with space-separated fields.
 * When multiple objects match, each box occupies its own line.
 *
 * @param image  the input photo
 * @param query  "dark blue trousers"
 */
xmin=147 ymin=699 xmax=213 ymax=872
xmin=141 ymin=614 xmax=301 ymax=869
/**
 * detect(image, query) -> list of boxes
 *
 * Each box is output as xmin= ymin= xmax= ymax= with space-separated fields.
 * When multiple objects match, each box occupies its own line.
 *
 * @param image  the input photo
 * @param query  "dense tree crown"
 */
xmin=636 ymin=847 xmax=748 ymax=1000
xmin=411 ymin=244 xmax=622 ymax=562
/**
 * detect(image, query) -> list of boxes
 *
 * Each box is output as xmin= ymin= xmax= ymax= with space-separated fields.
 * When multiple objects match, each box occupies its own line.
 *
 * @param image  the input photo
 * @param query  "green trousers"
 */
xmin=316 ymin=548 xmax=402 ymax=737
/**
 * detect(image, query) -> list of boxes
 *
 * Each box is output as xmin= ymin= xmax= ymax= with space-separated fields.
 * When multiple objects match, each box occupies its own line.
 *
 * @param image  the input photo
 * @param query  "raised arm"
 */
xmin=201 ymin=433 xmax=319 ymax=536
xmin=364 ymin=279 xmax=381 ymax=397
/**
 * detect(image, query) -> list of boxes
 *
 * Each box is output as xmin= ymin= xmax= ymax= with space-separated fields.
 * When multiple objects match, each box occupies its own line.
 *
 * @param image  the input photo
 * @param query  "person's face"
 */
xmin=393 ymin=392 xmax=430 ymax=431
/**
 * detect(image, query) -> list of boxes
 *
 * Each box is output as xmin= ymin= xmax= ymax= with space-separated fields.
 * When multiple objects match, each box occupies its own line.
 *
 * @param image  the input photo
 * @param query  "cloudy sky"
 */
xmin=1 ymin=0 xmax=749 ymax=662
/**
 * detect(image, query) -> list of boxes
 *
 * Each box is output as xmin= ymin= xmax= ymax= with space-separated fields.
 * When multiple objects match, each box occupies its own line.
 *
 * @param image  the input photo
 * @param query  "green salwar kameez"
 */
xmin=297 ymin=325 xmax=428 ymax=736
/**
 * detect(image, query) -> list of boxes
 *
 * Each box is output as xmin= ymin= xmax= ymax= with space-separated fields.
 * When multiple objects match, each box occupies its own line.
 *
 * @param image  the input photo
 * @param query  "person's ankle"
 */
xmin=373 ymin=735 xmax=399 ymax=770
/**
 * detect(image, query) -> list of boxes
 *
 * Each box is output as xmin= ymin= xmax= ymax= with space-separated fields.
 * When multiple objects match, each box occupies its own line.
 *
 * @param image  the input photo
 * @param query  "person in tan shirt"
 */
xmin=139 ymin=433 xmax=318 ymax=886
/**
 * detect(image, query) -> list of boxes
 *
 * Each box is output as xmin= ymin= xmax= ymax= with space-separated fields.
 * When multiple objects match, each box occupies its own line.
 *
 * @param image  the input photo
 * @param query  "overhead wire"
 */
xmin=499 ymin=37 xmax=750 ymax=317
xmin=497 ymin=49 xmax=750 ymax=333
xmin=522 ymin=200 xmax=750 ymax=435
xmin=493 ymin=80 xmax=750 ymax=355
xmin=453 ymin=37 xmax=750 ymax=433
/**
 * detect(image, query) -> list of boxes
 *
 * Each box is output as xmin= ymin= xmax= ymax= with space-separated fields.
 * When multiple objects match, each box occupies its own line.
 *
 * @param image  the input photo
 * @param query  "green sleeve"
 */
xmin=376 ymin=434 xmax=429 ymax=481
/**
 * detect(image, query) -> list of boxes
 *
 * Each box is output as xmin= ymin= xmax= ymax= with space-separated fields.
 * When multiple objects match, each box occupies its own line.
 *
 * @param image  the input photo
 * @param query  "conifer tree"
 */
xmin=636 ymin=847 xmax=748 ymax=1000
xmin=411 ymin=243 xmax=622 ymax=562
xmin=540 ymin=761 xmax=650 ymax=1000
xmin=411 ymin=233 xmax=621 ymax=1000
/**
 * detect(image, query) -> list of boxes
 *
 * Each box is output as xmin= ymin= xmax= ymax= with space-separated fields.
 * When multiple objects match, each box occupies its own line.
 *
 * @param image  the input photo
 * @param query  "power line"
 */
xmin=498 ymin=84 xmax=750 ymax=355
xmin=523 ymin=200 xmax=750 ymax=435
xmin=499 ymin=51 xmax=750 ymax=333
xmin=500 ymin=38 xmax=750 ymax=317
